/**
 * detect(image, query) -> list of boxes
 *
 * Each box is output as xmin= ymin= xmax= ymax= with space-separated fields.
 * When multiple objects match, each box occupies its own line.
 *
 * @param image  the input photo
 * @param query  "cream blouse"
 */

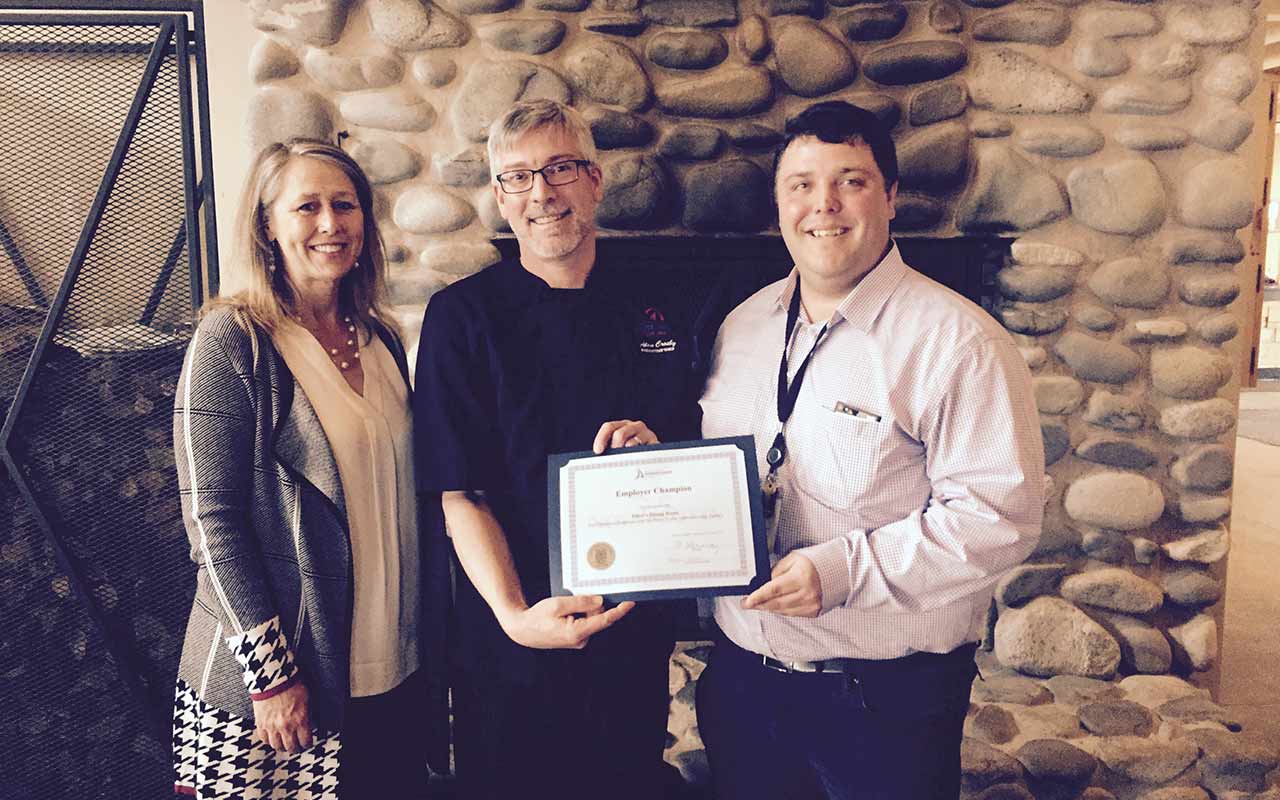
xmin=273 ymin=319 xmax=419 ymax=698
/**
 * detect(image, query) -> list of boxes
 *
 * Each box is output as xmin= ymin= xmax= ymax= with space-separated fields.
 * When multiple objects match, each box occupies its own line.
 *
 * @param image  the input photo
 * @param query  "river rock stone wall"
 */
xmin=240 ymin=0 xmax=1272 ymax=795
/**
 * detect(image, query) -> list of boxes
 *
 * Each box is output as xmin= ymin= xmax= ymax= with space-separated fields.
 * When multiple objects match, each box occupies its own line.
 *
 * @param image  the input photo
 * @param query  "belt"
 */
xmin=760 ymin=654 xmax=869 ymax=709
xmin=750 ymin=641 xmax=979 ymax=676
xmin=761 ymin=655 xmax=861 ymax=675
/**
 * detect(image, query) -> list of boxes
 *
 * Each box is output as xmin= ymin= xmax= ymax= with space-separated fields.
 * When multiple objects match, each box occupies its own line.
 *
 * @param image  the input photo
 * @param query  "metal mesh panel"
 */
xmin=1 ymin=18 xmax=202 ymax=799
xmin=0 ymin=466 xmax=172 ymax=800
xmin=0 ymin=24 xmax=151 ymax=344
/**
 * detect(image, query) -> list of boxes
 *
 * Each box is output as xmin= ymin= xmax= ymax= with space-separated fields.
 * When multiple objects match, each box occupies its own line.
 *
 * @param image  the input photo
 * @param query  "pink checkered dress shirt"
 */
xmin=700 ymin=245 xmax=1044 ymax=661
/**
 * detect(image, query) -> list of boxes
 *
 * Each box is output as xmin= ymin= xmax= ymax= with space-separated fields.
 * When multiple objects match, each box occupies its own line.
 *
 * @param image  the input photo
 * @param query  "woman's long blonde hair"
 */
xmin=207 ymin=138 xmax=392 ymax=340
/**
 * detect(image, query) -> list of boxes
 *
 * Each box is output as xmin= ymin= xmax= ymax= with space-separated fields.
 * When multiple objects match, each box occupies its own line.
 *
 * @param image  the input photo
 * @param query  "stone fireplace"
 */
xmin=236 ymin=0 xmax=1275 ymax=795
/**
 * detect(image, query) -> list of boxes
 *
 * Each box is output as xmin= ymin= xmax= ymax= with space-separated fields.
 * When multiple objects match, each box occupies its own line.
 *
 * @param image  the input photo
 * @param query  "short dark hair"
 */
xmin=772 ymin=101 xmax=898 ymax=192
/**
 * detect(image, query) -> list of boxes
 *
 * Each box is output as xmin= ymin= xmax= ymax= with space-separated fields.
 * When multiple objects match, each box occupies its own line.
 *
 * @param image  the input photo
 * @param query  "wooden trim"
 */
xmin=1244 ymin=83 xmax=1279 ymax=387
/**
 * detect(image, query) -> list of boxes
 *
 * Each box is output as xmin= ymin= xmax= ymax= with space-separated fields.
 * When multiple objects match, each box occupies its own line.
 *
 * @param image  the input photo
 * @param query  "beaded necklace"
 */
xmin=297 ymin=314 xmax=360 ymax=371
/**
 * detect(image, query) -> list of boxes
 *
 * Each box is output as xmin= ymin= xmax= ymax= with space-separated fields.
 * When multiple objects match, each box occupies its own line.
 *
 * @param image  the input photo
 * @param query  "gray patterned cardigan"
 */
xmin=172 ymin=305 xmax=449 ymax=761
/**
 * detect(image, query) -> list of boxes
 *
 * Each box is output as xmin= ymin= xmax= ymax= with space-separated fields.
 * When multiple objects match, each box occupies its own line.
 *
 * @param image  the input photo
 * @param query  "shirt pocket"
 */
xmin=792 ymin=404 xmax=893 ymax=511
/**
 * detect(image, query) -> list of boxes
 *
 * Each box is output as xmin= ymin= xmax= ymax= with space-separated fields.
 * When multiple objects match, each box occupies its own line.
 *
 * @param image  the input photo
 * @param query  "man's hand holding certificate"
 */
xmin=548 ymin=437 xmax=769 ymax=602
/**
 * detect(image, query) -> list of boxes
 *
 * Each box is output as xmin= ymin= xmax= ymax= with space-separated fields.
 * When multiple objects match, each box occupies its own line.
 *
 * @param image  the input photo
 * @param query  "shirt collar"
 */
xmin=772 ymin=241 xmax=909 ymax=332
xmin=500 ymin=257 xmax=612 ymax=298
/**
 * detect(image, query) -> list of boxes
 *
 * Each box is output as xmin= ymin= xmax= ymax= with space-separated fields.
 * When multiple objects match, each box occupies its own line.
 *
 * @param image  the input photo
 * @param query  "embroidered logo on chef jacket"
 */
xmin=638 ymin=306 xmax=678 ymax=354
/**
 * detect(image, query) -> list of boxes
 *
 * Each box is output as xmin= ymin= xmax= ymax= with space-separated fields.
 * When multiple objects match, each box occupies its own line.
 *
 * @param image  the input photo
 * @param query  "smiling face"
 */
xmin=775 ymin=136 xmax=897 ymax=298
xmin=491 ymin=125 xmax=603 ymax=270
xmin=265 ymin=156 xmax=365 ymax=298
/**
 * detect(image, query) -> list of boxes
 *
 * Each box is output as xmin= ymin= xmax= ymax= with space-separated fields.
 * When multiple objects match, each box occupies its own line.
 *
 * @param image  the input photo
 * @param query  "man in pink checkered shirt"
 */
xmin=697 ymin=100 xmax=1045 ymax=800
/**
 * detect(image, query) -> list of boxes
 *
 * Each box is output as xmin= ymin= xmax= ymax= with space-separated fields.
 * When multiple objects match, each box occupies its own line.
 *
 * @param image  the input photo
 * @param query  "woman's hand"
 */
xmin=252 ymin=681 xmax=313 ymax=753
xmin=593 ymin=420 xmax=659 ymax=454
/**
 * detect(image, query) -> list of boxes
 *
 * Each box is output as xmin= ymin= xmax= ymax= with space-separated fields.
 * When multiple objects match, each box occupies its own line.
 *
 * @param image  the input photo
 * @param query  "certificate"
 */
xmin=548 ymin=436 xmax=769 ymax=602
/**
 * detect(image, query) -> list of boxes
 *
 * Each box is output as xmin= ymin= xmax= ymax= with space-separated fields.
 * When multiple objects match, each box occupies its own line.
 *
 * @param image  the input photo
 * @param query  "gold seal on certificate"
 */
xmin=586 ymin=542 xmax=615 ymax=570
xmin=548 ymin=437 xmax=769 ymax=602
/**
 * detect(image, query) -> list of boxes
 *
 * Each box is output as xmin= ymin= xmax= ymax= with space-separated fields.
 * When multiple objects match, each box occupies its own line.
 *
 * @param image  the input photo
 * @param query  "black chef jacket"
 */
xmin=415 ymin=258 xmax=705 ymax=681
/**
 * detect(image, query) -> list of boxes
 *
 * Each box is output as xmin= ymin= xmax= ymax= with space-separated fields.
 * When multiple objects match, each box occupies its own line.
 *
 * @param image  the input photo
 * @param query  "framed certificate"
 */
xmin=548 ymin=436 xmax=769 ymax=602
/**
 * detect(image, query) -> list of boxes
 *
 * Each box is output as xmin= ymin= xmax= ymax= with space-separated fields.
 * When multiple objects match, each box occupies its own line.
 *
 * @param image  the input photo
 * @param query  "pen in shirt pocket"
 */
xmin=833 ymin=401 xmax=881 ymax=422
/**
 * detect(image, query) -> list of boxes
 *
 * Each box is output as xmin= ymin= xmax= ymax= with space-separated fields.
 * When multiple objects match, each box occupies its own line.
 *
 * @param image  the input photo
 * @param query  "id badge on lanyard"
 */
xmin=761 ymin=463 xmax=782 ymax=558
xmin=762 ymin=279 xmax=829 ymax=560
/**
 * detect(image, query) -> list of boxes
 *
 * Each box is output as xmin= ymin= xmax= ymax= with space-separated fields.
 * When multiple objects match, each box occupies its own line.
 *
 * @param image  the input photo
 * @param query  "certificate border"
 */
xmin=567 ymin=450 xmax=747 ymax=588
xmin=548 ymin=436 xmax=770 ymax=603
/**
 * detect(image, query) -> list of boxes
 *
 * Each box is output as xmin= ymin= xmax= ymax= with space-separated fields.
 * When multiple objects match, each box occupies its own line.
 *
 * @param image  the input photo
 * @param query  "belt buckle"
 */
xmin=762 ymin=656 xmax=823 ymax=674
xmin=762 ymin=656 xmax=790 ymax=673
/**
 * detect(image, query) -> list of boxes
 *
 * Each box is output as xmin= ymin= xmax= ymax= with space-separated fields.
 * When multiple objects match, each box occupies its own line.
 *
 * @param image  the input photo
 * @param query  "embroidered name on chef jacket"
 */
xmin=638 ymin=306 xmax=677 ymax=354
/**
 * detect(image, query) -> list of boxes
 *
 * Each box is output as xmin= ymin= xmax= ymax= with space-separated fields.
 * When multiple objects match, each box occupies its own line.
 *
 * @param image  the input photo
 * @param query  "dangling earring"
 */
xmin=265 ymin=213 xmax=279 ymax=274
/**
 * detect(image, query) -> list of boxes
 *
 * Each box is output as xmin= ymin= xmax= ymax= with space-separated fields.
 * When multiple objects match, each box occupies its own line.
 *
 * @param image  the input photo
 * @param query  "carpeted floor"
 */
xmin=1237 ymin=408 xmax=1280 ymax=446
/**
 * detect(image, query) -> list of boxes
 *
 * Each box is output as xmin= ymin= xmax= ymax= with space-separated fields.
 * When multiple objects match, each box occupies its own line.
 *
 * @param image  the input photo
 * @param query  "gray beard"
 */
xmin=523 ymin=218 xmax=592 ymax=260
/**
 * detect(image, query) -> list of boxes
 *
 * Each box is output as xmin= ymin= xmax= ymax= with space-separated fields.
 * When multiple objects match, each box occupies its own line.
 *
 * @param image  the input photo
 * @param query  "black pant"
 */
xmin=697 ymin=638 xmax=977 ymax=800
xmin=452 ymin=642 xmax=674 ymax=800
xmin=339 ymin=670 xmax=430 ymax=799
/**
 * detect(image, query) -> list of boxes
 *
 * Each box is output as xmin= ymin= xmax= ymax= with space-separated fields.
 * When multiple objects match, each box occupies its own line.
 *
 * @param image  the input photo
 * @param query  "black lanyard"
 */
xmin=766 ymin=280 xmax=828 ymax=472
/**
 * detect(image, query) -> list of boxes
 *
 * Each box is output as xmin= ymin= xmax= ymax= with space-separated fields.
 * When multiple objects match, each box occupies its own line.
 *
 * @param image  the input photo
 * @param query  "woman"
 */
xmin=171 ymin=139 xmax=446 ymax=798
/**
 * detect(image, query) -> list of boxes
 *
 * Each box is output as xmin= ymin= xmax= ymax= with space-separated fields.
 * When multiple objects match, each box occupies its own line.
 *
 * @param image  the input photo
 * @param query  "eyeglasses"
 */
xmin=495 ymin=159 xmax=592 ymax=194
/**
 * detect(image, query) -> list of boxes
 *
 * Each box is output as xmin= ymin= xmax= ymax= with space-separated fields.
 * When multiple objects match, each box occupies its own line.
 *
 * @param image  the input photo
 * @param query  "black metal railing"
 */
xmin=0 ymin=4 xmax=216 ymax=797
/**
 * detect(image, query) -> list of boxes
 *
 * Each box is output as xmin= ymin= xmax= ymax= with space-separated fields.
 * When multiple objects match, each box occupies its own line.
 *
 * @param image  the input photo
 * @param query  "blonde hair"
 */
xmin=207 ymin=139 xmax=392 ymax=340
xmin=486 ymin=99 xmax=598 ymax=176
